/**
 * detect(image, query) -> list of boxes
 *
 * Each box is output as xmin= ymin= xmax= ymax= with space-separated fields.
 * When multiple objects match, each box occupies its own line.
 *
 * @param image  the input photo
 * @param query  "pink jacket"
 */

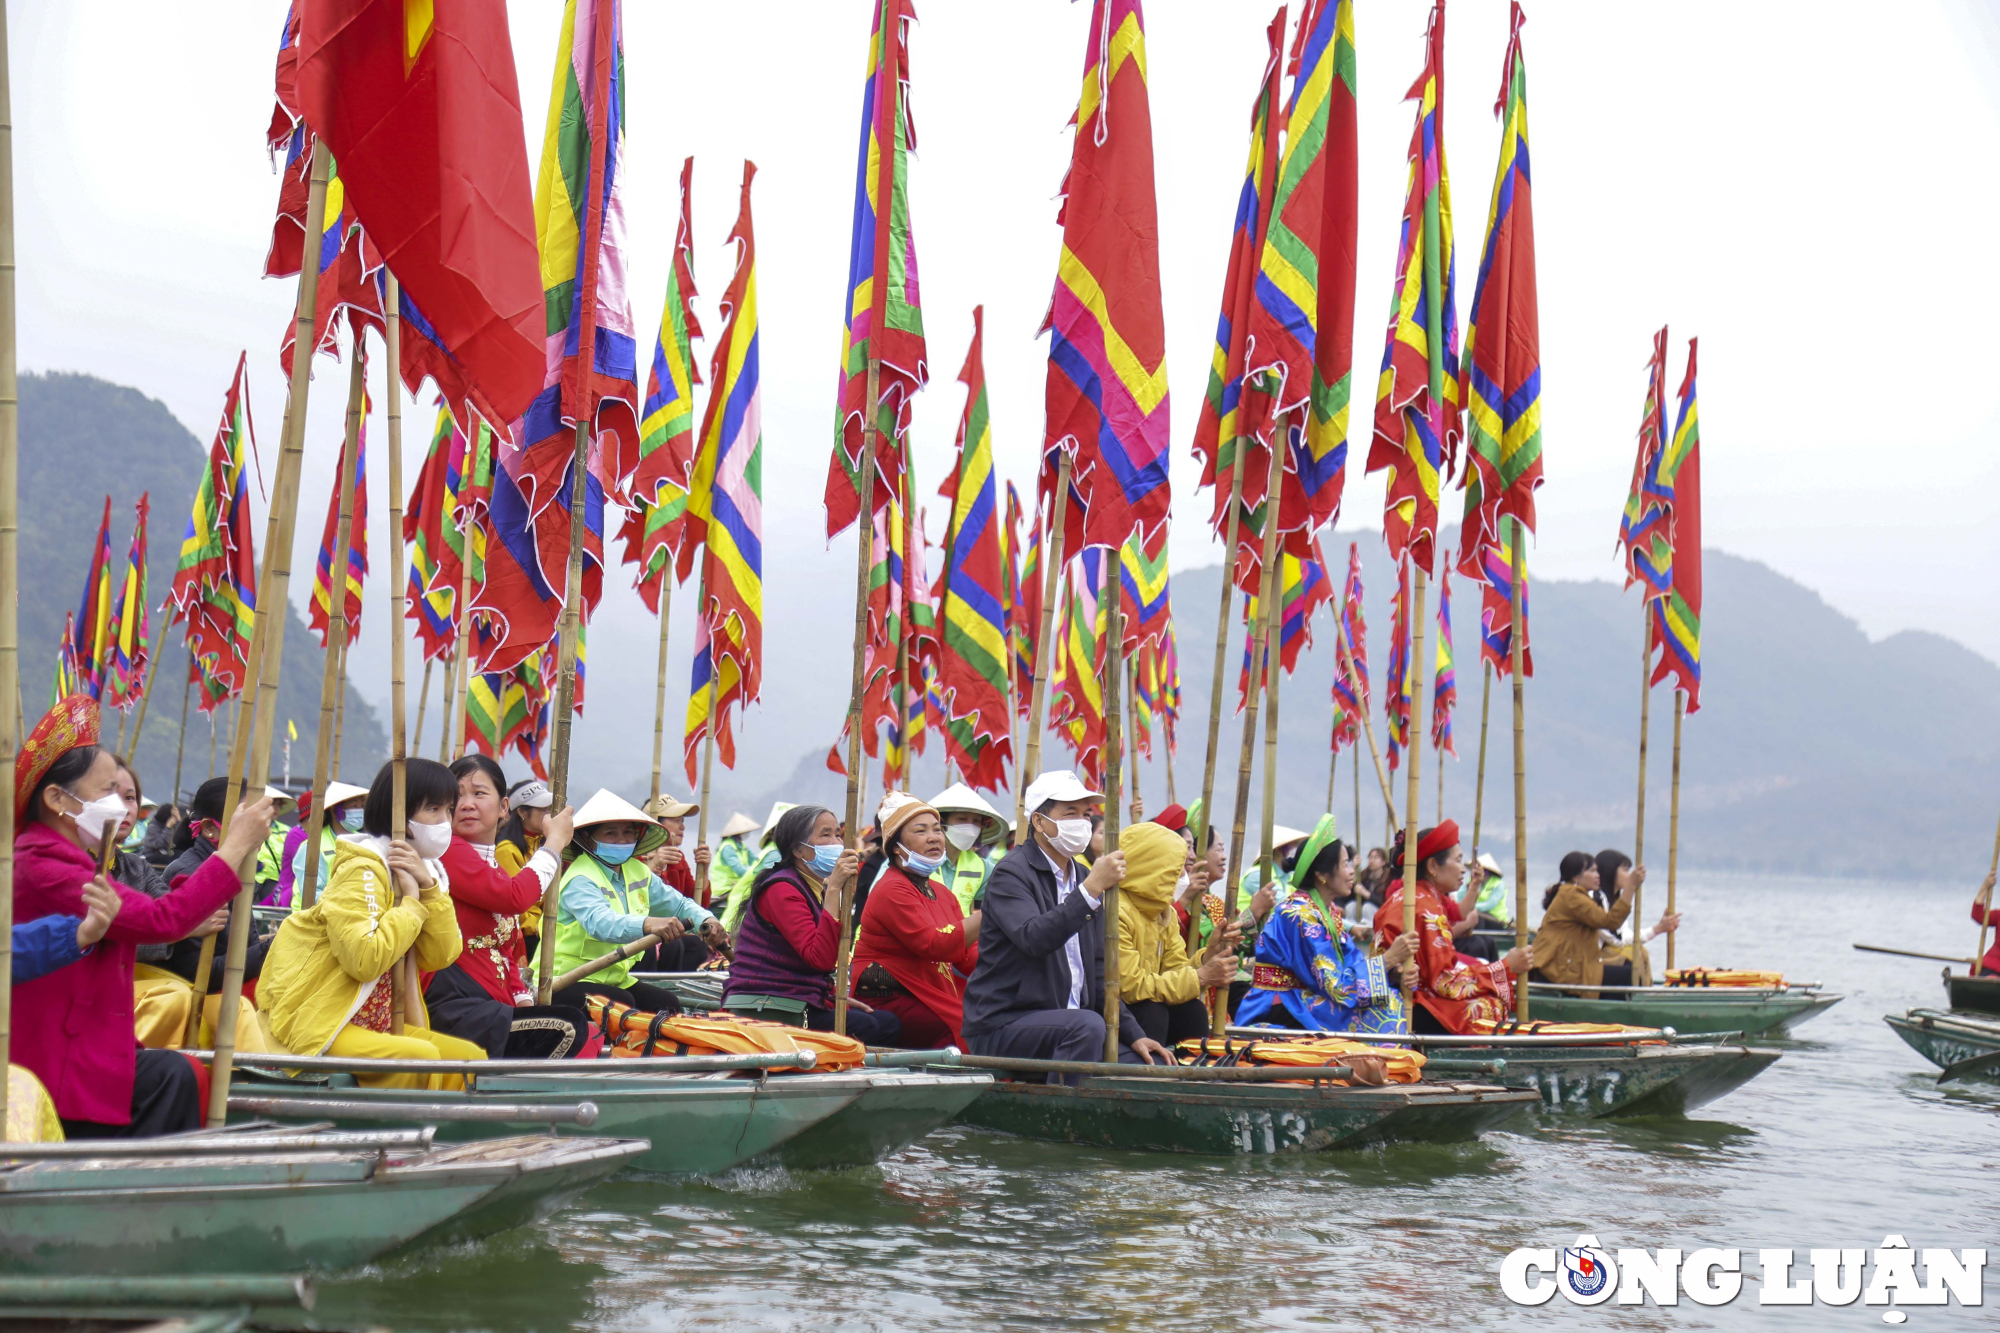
xmin=12 ymin=820 xmax=241 ymax=1124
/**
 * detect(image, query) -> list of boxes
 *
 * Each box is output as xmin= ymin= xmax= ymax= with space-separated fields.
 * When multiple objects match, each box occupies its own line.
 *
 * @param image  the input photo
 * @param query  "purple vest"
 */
xmin=722 ymin=869 xmax=834 ymax=1009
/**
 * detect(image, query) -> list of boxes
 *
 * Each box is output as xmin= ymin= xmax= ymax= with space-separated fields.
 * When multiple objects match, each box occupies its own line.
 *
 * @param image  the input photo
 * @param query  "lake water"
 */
xmin=299 ymin=874 xmax=2000 ymax=1331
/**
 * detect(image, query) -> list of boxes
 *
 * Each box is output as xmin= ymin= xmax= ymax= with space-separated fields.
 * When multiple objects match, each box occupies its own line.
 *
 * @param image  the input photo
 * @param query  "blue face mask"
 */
xmin=594 ymin=841 xmax=638 ymax=866
xmin=805 ymin=842 xmax=843 ymax=877
xmin=337 ymin=807 xmax=364 ymax=833
xmin=901 ymin=849 xmax=944 ymax=877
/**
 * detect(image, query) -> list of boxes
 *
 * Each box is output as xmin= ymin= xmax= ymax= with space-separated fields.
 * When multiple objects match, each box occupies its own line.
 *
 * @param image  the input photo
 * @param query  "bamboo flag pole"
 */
xmin=1632 ymin=602 xmax=1650 ymax=979
xmin=171 ymin=650 xmax=192 ymax=801
xmin=1352 ymin=744 xmax=1360 ymax=861
xmin=1126 ymin=656 xmax=1142 ymax=824
xmin=1470 ymin=662 xmax=1492 ymax=855
xmin=647 ymin=569 xmax=673 ymax=805
xmin=535 ymin=417 xmax=592 ymax=1007
xmin=1326 ymin=724 xmax=1338 ymax=812
xmin=893 ymin=431 xmax=917 ymax=790
xmin=1257 ymin=588 xmax=1282 ymax=893
xmin=124 ymin=621 xmax=165 ymax=755
xmin=207 ymin=709 xmax=216 ymax=779
xmin=439 ymin=541 xmax=474 ymax=762
xmin=1978 ymin=805 xmax=2000 ymax=976
xmin=1399 ymin=557 xmax=1430 ymax=1005
xmin=1508 ymin=522 xmax=1530 ymax=1019
xmin=1013 ymin=452 xmax=1071 ymax=844
xmin=330 ymin=622 xmax=350 ymax=782
xmin=1099 ymin=540 xmax=1126 ymax=1064
xmin=839 ymin=367 xmax=880 ymax=854
xmin=412 ymin=656 xmax=432 ymax=755
xmin=1196 ymin=447 xmax=1248 ymax=848
xmin=1666 ymin=689 xmax=1682 ymax=973
xmin=1213 ymin=439 xmax=1284 ymax=1034
xmin=449 ymin=558 xmax=474 ymax=759
xmin=205 ymin=142 xmax=330 ymax=1125
xmin=296 ymin=343 xmax=366 ymax=913
xmin=385 ymin=277 xmax=420 ymax=1033
xmin=0 ymin=0 xmax=18 ymax=1109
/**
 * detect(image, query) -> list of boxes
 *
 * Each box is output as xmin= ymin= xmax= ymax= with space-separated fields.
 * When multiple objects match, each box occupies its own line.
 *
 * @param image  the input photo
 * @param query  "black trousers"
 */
xmin=62 ymin=1049 xmax=201 ymax=1138
xmin=1127 ymin=997 xmax=1212 ymax=1048
xmin=638 ymin=933 xmax=712 ymax=972
xmin=554 ymin=978 xmax=686 ymax=1017
xmin=802 ymin=1002 xmax=902 ymax=1046
xmin=425 ymin=965 xmax=590 ymax=1059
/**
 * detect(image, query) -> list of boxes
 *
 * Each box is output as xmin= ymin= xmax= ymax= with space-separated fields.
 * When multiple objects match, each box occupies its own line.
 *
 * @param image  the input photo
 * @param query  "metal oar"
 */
xmin=956 ymin=1054 xmax=1353 ymax=1082
xmin=1226 ymin=1024 xmax=1674 ymax=1047
xmin=0 ymin=1129 xmax=435 ymax=1157
xmin=188 ymin=1049 xmax=815 ymax=1075
xmin=0 ymin=1276 xmax=313 ymax=1310
xmin=862 ymin=1048 xmax=962 ymax=1067
xmin=227 ymin=1095 xmax=600 ymax=1126
xmin=1852 ymin=943 xmax=1977 ymax=965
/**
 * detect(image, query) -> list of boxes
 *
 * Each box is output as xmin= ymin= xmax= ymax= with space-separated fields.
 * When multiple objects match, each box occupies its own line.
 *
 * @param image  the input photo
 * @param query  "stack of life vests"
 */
xmin=583 ymin=995 xmax=867 ymax=1072
xmin=1174 ymin=1034 xmax=1428 ymax=1085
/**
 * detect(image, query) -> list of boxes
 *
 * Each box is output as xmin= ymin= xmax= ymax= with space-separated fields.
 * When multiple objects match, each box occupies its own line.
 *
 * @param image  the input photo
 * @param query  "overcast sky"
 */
xmin=13 ymin=0 xmax=2000 ymax=785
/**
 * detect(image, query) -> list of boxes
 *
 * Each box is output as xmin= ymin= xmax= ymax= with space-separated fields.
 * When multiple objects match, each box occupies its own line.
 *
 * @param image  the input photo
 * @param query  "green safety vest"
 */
xmin=553 ymin=854 xmax=654 ymax=988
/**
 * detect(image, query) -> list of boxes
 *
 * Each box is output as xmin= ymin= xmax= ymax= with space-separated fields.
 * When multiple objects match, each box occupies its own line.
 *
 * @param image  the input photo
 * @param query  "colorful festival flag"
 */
xmin=1043 ymin=0 xmax=1172 ymax=555
xmin=1431 ymin=566 xmax=1456 ymax=755
xmin=518 ymin=0 xmax=640 ymax=523
xmin=103 ymin=495 xmax=151 ymax=710
xmin=404 ymin=406 xmax=494 ymax=663
xmin=70 ymin=497 xmax=115 ymax=701
xmin=1457 ymin=0 xmax=1543 ymax=567
xmin=311 ymin=377 xmax=371 ymax=649
xmin=681 ymin=163 xmax=767 ymax=775
xmin=50 ymin=614 xmax=81 ymax=708
xmin=826 ymin=0 xmax=928 ymax=540
xmin=1649 ymin=339 xmax=1702 ymax=712
xmin=1011 ymin=483 xmax=1042 ymax=718
xmin=934 ymin=308 xmax=1011 ymax=791
xmin=1331 ymin=541 xmax=1367 ymax=747
xmin=621 ymin=157 xmax=704 ymax=611
xmin=1191 ymin=9 xmax=1286 ymax=557
xmin=1367 ymin=0 xmax=1460 ymax=571
xmin=1618 ymin=326 xmax=1673 ymax=600
xmin=1384 ymin=566 xmax=1414 ymax=771
xmin=296 ymin=0 xmax=545 ymax=427
xmin=1119 ymin=522 xmax=1172 ymax=656
xmin=1049 ymin=550 xmax=1107 ymax=783
xmin=1246 ymin=0 xmax=1360 ymax=548
xmin=1238 ymin=538 xmax=1331 ymax=708
xmin=171 ymin=357 xmax=260 ymax=712
xmin=1475 ymin=514 xmax=1533 ymax=677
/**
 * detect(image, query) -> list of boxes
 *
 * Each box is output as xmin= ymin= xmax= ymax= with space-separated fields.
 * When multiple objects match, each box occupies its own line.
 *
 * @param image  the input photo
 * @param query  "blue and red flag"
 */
xmin=1618 ymin=326 xmax=1672 ymax=599
xmin=1432 ymin=566 xmax=1456 ymax=756
xmin=622 ymin=157 xmax=703 ymax=612
xmin=1330 ymin=539 xmax=1366 ymax=752
xmin=1648 ymin=340 xmax=1701 ymax=712
xmin=102 ymin=495 xmax=151 ymax=711
xmin=71 ymin=497 xmax=115 ymax=701
xmin=310 ymin=378 xmax=371 ymax=649
xmin=1475 ymin=515 xmax=1533 ymax=678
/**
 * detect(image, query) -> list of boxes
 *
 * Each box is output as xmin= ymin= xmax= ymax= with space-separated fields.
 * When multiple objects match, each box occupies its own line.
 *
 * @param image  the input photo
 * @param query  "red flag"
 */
xmin=295 ymin=0 xmax=544 ymax=427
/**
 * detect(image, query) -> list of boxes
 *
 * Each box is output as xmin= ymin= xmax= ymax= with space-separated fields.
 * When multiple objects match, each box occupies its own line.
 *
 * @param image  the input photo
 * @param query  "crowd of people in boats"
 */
xmin=9 ymin=688 xmax=1983 ymax=1143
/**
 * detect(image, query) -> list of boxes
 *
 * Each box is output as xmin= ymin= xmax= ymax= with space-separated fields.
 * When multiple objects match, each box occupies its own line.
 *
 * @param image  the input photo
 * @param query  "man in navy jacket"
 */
xmin=962 ymin=771 xmax=1171 ymax=1071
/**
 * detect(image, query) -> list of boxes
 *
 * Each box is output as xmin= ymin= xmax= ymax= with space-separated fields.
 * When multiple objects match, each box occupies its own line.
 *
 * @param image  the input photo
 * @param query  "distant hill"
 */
xmin=22 ymin=372 xmax=384 ymax=800
xmin=688 ymin=531 xmax=2000 ymax=883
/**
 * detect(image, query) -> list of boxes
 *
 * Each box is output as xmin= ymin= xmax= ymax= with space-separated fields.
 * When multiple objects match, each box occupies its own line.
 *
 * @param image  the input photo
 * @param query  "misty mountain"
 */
xmin=23 ymin=372 xmax=384 ymax=800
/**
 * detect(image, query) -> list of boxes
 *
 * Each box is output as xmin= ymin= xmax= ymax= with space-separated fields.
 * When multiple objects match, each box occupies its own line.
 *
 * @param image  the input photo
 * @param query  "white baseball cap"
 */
xmin=509 ymin=780 xmax=553 ymax=811
xmin=1022 ymin=770 xmax=1101 ymax=814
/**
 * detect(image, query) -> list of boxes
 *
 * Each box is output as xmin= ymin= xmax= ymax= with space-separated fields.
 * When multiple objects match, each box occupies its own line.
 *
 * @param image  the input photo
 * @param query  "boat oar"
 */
xmin=0 ymin=1129 xmax=434 ymax=1156
xmin=1852 ymin=943 xmax=1977 ymax=965
xmin=227 ymin=1095 xmax=600 ymax=1126
xmin=956 ymin=1054 xmax=1353 ymax=1083
xmin=547 ymin=925 xmax=728 ymax=995
xmin=0 ymin=1277 xmax=313 ymax=1311
xmin=197 ymin=1048 xmax=814 ymax=1075
xmin=863 ymin=1048 xmax=961 ymax=1067
xmin=1935 ymin=1050 xmax=2000 ymax=1085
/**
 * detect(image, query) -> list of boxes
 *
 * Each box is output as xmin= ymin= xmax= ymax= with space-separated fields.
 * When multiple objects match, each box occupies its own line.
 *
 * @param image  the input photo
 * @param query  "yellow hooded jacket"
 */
xmin=258 ymin=836 xmax=464 ymax=1055
xmin=1116 ymin=822 xmax=1200 ymax=1005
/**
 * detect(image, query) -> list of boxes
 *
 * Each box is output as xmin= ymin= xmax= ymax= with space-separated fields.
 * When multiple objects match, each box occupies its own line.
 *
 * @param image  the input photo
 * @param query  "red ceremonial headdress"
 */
xmin=16 ymin=694 xmax=101 ymax=819
xmin=1415 ymin=819 xmax=1461 ymax=865
xmin=1149 ymin=803 xmax=1189 ymax=834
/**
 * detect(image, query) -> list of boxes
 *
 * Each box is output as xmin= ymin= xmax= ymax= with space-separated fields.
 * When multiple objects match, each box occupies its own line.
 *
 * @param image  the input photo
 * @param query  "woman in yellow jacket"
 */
xmin=258 ymin=758 xmax=483 ymax=1089
xmin=1117 ymin=822 xmax=1240 ymax=1050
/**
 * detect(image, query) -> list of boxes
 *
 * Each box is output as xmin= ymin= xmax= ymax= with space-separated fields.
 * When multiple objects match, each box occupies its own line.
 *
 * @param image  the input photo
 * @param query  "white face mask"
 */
xmin=409 ymin=818 xmax=452 ymax=860
xmin=70 ymin=791 xmax=128 ymax=852
xmin=945 ymin=823 xmax=980 ymax=852
xmin=1040 ymin=816 xmax=1092 ymax=858
xmin=1174 ymin=872 xmax=1190 ymax=898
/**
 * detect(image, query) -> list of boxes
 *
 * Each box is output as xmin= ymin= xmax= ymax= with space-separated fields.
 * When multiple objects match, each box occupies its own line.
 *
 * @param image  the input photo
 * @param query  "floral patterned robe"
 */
xmin=1235 ymin=890 xmax=1407 ymax=1034
xmin=1374 ymin=878 xmax=1513 ymax=1032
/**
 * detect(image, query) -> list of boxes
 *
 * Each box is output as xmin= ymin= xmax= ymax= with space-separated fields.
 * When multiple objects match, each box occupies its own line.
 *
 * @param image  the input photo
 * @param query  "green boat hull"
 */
xmin=231 ymin=1070 xmax=869 ymax=1175
xmin=1459 ymin=1043 xmax=1781 ymax=1116
xmin=1943 ymin=973 xmax=2000 ymax=1017
xmin=767 ymin=1071 xmax=994 ymax=1170
xmin=1523 ymin=989 xmax=1840 ymax=1036
xmin=955 ymin=1076 xmax=1535 ymax=1156
xmin=1886 ymin=1008 xmax=2000 ymax=1076
xmin=0 ymin=1135 xmax=641 ymax=1276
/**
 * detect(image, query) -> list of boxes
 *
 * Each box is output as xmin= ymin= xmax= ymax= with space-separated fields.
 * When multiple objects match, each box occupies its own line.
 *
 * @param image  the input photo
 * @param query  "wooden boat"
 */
xmin=950 ymin=1061 xmax=1535 ymax=1155
xmin=1522 ymin=982 xmax=1841 ymax=1036
xmin=763 ymin=1067 xmax=994 ymax=1170
xmin=0 ymin=1127 xmax=644 ymax=1276
xmin=1885 ymin=1007 xmax=2000 ymax=1078
xmin=1225 ymin=1026 xmax=1781 ymax=1118
xmin=223 ymin=1058 xmax=865 ymax=1176
xmin=1942 ymin=970 xmax=2000 ymax=1017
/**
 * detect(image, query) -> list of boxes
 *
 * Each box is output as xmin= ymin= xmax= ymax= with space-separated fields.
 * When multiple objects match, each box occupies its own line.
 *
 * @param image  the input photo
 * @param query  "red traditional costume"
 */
xmin=438 ymin=837 xmax=554 ymax=1005
xmin=851 ymin=861 xmax=979 ymax=1048
xmin=1374 ymin=821 xmax=1514 ymax=1033
xmin=1973 ymin=899 xmax=2000 ymax=977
